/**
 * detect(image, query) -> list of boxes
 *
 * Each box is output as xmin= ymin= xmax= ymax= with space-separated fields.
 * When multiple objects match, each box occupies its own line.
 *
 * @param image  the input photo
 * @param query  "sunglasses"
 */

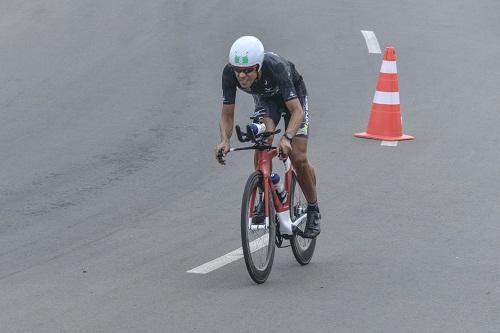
xmin=232 ymin=65 xmax=258 ymax=74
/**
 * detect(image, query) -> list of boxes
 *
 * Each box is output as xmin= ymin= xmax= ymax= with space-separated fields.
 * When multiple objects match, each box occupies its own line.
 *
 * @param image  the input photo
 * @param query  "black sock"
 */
xmin=307 ymin=201 xmax=319 ymax=212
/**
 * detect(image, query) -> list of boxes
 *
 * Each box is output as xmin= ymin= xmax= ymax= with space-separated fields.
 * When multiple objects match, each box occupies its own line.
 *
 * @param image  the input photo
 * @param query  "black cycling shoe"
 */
xmin=251 ymin=198 xmax=265 ymax=224
xmin=302 ymin=205 xmax=321 ymax=238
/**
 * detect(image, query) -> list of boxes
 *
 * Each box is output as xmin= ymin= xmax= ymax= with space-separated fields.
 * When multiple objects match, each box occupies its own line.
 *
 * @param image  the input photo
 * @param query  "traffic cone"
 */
xmin=354 ymin=47 xmax=414 ymax=141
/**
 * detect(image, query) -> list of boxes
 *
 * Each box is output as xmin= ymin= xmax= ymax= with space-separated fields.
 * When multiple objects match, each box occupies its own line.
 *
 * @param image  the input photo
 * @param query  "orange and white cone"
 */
xmin=354 ymin=47 xmax=414 ymax=141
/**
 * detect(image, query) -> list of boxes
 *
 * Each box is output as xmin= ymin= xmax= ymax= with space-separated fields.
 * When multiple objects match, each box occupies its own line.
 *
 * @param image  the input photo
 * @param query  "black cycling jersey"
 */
xmin=222 ymin=52 xmax=307 ymax=105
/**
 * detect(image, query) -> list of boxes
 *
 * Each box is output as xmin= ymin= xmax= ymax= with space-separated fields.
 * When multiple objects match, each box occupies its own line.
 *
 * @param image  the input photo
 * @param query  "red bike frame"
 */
xmin=248 ymin=148 xmax=295 ymax=221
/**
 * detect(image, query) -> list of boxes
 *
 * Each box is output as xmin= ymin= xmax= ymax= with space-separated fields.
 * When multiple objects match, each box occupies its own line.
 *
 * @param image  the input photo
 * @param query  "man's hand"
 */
xmin=278 ymin=136 xmax=292 ymax=160
xmin=215 ymin=141 xmax=231 ymax=165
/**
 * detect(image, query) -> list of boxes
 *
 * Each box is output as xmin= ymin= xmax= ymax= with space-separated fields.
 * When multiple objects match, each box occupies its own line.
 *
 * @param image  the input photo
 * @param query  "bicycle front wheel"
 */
xmin=241 ymin=171 xmax=276 ymax=284
xmin=290 ymin=174 xmax=316 ymax=265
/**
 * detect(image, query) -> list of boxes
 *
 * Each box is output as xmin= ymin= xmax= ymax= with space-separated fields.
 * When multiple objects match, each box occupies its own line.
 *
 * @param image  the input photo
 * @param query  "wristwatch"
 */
xmin=283 ymin=131 xmax=294 ymax=142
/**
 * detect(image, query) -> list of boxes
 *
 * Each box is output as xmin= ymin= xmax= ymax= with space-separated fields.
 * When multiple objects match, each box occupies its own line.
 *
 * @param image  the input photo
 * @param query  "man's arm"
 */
xmin=284 ymin=98 xmax=304 ymax=135
xmin=276 ymin=98 xmax=304 ymax=158
xmin=219 ymin=104 xmax=235 ymax=143
xmin=215 ymin=104 xmax=235 ymax=165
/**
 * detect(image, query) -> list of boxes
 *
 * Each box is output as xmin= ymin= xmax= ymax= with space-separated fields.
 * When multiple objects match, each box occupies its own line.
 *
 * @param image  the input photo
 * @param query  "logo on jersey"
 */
xmin=234 ymin=52 xmax=249 ymax=65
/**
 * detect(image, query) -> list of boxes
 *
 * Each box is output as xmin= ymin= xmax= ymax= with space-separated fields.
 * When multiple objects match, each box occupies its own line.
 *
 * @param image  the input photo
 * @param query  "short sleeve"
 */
xmin=275 ymin=63 xmax=298 ymax=102
xmin=222 ymin=64 xmax=237 ymax=105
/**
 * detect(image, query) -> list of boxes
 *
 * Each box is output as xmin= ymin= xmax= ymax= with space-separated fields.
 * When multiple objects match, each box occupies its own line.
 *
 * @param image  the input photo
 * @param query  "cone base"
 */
xmin=354 ymin=132 xmax=414 ymax=141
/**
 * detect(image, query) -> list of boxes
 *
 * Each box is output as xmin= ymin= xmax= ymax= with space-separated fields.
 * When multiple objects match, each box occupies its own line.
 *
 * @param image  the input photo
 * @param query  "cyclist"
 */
xmin=215 ymin=36 xmax=321 ymax=238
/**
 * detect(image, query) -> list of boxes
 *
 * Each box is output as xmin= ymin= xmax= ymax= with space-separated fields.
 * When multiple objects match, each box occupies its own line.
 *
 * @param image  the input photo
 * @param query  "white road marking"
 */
xmin=361 ymin=30 xmax=381 ymax=54
xmin=381 ymin=141 xmax=398 ymax=147
xmin=187 ymin=234 xmax=269 ymax=274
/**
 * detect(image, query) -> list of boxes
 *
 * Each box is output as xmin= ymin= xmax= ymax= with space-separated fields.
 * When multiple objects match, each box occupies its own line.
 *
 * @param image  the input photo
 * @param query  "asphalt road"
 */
xmin=1 ymin=1 xmax=500 ymax=332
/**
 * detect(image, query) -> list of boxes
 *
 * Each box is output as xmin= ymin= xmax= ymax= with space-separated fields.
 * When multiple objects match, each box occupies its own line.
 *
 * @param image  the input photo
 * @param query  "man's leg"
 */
xmin=289 ymin=137 xmax=316 ymax=204
xmin=288 ymin=100 xmax=321 ymax=239
xmin=290 ymin=139 xmax=321 ymax=238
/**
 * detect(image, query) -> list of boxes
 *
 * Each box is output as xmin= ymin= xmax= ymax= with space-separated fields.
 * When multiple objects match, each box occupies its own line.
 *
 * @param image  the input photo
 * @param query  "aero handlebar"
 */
xmin=217 ymin=124 xmax=283 ymax=165
xmin=235 ymin=125 xmax=281 ymax=143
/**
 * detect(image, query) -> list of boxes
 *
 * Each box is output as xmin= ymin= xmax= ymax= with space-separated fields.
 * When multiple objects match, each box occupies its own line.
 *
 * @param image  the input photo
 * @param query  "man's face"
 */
xmin=233 ymin=65 xmax=259 ymax=89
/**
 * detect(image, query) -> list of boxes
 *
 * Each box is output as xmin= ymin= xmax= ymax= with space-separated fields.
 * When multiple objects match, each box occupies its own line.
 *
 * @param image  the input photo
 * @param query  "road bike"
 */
xmin=218 ymin=116 xmax=316 ymax=284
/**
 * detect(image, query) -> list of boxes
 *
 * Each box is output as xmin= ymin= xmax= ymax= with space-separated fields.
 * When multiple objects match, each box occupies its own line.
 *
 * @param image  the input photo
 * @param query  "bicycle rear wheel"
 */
xmin=290 ymin=174 xmax=316 ymax=265
xmin=241 ymin=171 xmax=276 ymax=284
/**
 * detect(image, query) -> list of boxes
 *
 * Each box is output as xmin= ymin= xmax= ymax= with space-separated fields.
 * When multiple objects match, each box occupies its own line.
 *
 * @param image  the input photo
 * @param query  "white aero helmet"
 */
xmin=229 ymin=36 xmax=264 ymax=71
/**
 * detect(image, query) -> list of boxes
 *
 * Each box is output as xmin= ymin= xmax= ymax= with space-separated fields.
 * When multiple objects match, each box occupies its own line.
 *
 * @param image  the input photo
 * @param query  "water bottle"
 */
xmin=271 ymin=173 xmax=287 ymax=203
xmin=249 ymin=123 xmax=266 ymax=136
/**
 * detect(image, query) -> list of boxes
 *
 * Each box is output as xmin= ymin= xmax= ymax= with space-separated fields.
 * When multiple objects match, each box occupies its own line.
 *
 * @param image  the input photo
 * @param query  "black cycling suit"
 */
xmin=222 ymin=52 xmax=310 ymax=137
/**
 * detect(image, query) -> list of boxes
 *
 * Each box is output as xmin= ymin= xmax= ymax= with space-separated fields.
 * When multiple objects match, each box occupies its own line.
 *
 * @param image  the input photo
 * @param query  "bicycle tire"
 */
xmin=241 ymin=171 xmax=276 ymax=284
xmin=290 ymin=174 xmax=316 ymax=265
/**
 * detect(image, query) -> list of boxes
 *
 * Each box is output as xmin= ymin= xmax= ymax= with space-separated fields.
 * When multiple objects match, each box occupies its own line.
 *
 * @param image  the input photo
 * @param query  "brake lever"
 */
xmin=216 ymin=149 xmax=226 ymax=165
